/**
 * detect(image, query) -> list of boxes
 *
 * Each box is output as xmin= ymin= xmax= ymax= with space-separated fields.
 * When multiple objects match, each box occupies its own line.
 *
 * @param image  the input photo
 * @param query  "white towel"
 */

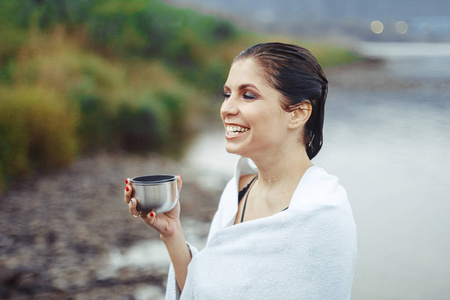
xmin=166 ymin=157 xmax=357 ymax=300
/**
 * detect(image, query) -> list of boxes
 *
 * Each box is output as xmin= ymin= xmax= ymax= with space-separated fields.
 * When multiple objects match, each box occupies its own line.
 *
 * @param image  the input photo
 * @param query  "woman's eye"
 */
xmin=223 ymin=92 xmax=231 ymax=99
xmin=243 ymin=92 xmax=256 ymax=100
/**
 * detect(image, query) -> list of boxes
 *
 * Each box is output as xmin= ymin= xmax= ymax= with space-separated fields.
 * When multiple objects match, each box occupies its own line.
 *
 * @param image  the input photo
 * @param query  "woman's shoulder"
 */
xmin=219 ymin=173 xmax=256 ymax=203
xmin=238 ymin=174 xmax=256 ymax=192
xmin=291 ymin=166 xmax=350 ymax=209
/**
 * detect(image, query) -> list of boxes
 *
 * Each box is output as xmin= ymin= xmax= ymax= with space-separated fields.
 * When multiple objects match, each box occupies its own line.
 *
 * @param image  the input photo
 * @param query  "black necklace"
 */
xmin=240 ymin=175 xmax=258 ymax=223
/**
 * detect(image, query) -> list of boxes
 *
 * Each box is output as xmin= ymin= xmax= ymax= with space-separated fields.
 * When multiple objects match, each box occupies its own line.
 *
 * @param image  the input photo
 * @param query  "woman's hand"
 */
xmin=124 ymin=175 xmax=183 ymax=238
xmin=124 ymin=175 xmax=190 ymax=291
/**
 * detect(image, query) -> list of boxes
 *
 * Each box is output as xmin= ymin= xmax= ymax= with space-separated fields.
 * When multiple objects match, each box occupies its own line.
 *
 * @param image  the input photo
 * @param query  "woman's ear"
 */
xmin=288 ymin=100 xmax=312 ymax=130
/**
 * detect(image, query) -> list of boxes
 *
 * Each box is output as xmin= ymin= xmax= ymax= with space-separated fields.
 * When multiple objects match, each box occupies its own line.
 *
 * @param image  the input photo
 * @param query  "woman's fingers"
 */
xmin=124 ymin=178 xmax=132 ymax=204
xmin=140 ymin=210 xmax=156 ymax=225
xmin=177 ymin=175 xmax=182 ymax=194
xmin=140 ymin=210 xmax=173 ymax=235
xmin=128 ymin=198 xmax=140 ymax=217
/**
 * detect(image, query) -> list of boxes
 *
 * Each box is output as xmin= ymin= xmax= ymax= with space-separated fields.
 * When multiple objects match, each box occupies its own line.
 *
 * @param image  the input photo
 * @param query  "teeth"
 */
xmin=226 ymin=125 xmax=249 ymax=135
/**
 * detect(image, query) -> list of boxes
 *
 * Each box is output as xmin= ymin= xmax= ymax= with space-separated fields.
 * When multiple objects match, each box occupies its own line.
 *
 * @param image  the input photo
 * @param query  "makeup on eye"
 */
xmin=221 ymin=90 xmax=258 ymax=100
xmin=243 ymin=91 xmax=257 ymax=100
xmin=222 ymin=82 xmax=261 ymax=100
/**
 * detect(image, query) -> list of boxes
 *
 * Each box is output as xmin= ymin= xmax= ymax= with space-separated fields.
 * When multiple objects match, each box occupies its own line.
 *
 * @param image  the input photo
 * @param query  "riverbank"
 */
xmin=0 ymin=151 xmax=223 ymax=299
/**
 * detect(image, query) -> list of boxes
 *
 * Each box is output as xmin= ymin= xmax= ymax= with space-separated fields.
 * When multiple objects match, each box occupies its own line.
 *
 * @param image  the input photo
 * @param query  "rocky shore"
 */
xmin=0 ymin=152 xmax=223 ymax=299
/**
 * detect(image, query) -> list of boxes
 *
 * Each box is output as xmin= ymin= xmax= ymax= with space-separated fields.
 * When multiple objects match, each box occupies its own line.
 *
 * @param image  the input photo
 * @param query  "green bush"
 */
xmin=0 ymin=86 xmax=78 ymax=189
xmin=114 ymin=89 xmax=199 ymax=156
xmin=116 ymin=99 xmax=165 ymax=153
xmin=0 ymin=105 xmax=29 ymax=180
xmin=0 ymin=0 xmax=239 ymax=88
xmin=76 ymin=95 xmax=116 ymax=152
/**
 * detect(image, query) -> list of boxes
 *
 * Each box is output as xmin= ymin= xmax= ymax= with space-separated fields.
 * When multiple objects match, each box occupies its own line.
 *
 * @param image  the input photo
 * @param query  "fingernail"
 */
xmin=179 ymin=175 xmax=182 ymax=180
xmin=126 ymin=186 xmax=129 ymax=192
xmin=125 ymin=179 xmax=129 ymax=184
xmin=133 ymin=214 xmax=139 ymax=218
xmin=149 ymin=211 xmax=155 ymax=217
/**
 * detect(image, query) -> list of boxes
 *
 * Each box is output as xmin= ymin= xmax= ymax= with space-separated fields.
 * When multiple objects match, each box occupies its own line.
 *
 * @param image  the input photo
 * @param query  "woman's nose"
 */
xmin=220 ymin=97 xmax=239 ymax=119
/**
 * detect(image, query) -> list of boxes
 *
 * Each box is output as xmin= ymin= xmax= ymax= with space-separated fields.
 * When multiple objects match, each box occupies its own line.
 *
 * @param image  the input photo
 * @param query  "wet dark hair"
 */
xmin=234 ymin=42 xmax=328 ymax=159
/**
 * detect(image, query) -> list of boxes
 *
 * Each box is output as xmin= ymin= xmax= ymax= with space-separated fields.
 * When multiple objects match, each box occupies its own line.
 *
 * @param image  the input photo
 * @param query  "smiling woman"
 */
xmin=124 ymin=42 xmax=357 ymax=299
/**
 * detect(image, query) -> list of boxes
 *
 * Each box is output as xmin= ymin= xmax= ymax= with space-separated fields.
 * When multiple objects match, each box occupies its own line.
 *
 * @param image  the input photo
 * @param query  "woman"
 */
xmin=124 ymin=42 xmax=357 ymax=299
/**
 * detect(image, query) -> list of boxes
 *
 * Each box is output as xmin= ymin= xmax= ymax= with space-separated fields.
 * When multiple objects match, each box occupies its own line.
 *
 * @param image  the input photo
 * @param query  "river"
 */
xmin=181 ymin=42 xmax=450 ymax=300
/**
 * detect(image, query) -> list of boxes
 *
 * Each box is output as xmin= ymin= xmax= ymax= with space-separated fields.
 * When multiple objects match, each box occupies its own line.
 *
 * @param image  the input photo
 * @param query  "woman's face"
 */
xmin=220 ymin=58 xmax=293 ymax=158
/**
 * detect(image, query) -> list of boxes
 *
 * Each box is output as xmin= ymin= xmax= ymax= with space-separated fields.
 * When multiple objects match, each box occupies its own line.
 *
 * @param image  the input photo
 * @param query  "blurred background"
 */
xmin=0 ymin=0 xmax=449 ymax=299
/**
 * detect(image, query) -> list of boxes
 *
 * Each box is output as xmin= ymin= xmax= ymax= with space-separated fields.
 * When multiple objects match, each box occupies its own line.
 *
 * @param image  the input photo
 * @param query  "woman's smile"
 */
xmin=225 ymin=124 xmax=250 ymax=138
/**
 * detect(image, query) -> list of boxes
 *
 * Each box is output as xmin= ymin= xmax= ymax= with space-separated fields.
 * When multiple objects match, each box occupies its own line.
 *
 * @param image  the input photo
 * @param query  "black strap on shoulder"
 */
xmin=237 ymin=176 xmax=258 ymax=203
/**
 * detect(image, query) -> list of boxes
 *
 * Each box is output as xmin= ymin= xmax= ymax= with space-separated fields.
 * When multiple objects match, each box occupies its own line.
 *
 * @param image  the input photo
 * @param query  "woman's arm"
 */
xmin=124 ymin=176 xmax=191 ymax=291
xmin=160 ymin=223 xmax=191 ymax=291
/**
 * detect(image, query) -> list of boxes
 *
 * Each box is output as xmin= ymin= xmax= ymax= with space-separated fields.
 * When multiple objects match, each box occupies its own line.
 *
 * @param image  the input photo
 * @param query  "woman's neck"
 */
xmin=251 ymin=145 xmax=313 ymax=197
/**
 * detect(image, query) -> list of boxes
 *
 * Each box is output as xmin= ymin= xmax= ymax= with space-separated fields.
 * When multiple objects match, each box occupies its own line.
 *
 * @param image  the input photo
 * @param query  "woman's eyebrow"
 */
xmin=239 ymin=83 xmax=260 ymax=91
xmin=223 ymin=83 xmax=260 ymax=91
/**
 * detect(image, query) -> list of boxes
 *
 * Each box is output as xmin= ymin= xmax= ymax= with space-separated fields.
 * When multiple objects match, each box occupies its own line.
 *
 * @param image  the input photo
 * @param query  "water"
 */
xmin=339 ymin=43 xmax=450 ymax=300
xmin=318 ymin=92 xmax=450 ymax=299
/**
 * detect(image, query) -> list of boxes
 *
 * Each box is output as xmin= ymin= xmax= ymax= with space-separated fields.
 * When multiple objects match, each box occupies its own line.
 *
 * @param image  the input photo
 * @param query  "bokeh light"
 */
xmin=370 ymin=21 xmax=384 ymax=34
xmin=395 ymin=21 xmax=408 ymax=34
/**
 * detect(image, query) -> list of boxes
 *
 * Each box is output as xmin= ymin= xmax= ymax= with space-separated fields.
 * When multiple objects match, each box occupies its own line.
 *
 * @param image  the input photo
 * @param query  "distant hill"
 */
xmin=166 ymin=0 xmax=450 ymax=42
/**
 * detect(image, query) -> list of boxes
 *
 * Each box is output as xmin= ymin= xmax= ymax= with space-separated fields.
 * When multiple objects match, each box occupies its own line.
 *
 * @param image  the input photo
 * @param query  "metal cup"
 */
xmin=130 ymin=175 xmax=178 ymax=214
